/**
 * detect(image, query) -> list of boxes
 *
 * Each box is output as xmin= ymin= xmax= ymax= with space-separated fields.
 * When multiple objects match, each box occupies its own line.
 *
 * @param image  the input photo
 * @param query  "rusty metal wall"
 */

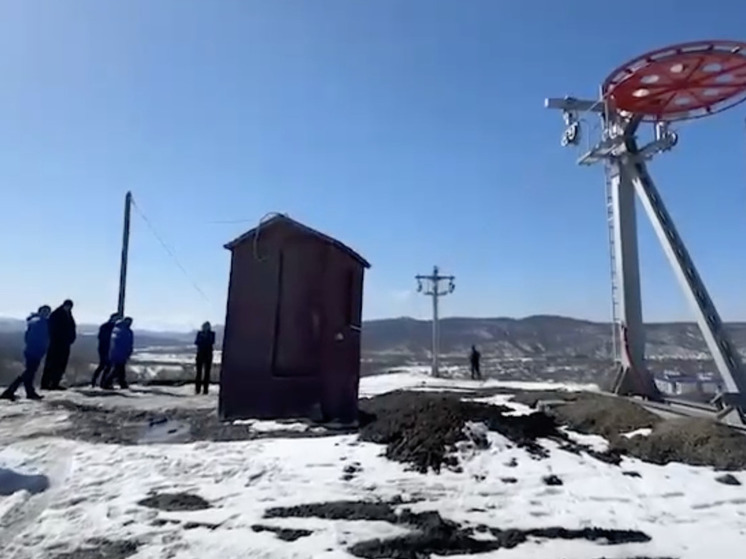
xmin=219 ymin=223 xmax=365 ymax=422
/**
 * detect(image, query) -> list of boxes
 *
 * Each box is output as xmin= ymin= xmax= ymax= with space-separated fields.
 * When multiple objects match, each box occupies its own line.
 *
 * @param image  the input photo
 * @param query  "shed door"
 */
xmin=321 ymin=266 xmax=361 ymax=422
xmin=272 ymin=248 xmax=323 ymax=377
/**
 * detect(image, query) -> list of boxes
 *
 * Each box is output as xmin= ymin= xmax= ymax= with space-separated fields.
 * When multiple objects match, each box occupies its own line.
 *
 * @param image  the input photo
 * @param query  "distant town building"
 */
xmin=696 ymin=371 xmax=723 ymax=395
xmin=653 ymin=369 xmax=723 ymax=396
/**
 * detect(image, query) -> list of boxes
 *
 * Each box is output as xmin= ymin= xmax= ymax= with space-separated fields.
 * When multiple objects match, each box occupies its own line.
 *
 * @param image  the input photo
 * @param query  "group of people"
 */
xmin=1 ymin=300 xmax=137 ymax=401
xmin=0 ymin=300 xmax=216 ymax=401
xmin=90 ymin=313 xmax=135 ymax=389
xmin=91 ymin=317 xmax=216 ymax=394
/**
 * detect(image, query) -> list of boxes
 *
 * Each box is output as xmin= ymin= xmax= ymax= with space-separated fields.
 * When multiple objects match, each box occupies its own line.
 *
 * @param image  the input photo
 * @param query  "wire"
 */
xmin=253 ymin=211 xmax=287 ymax=261
xmin=129 ymin=197 xmax=212 ymax=304
xmin=207 ymin=218 xmax=255 ymax=225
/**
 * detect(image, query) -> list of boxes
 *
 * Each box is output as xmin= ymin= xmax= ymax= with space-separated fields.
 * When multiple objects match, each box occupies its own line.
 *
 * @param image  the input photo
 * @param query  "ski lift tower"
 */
xmin=545 ymin=40 xmax=746 ymax=427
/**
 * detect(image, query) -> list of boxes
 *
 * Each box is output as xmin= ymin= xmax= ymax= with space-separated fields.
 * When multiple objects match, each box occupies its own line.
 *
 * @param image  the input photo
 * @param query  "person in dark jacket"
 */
xmin=101 ymin=317 xmax=134 ymax=390
xmin=194 ymin=322 xmax=215 ymax=395
xmin=469 ymin=345 xmax=482 ymax=380
xmin=41 ymin=299 xmax=76 ymax=390
xmin=91 ymin=313 xmax=120 ymax=387
xmin=1 ymin=306 xmax=51 ymax=401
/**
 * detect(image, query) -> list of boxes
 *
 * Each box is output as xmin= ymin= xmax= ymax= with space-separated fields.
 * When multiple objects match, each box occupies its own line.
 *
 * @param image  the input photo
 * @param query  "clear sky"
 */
xmin=1 ymin=0 xmax=745 ymax=331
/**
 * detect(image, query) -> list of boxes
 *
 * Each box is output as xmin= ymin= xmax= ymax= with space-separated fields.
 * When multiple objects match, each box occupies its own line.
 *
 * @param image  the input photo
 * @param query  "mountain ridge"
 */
xmin=2 ymin=315 xmax=745 ymax=361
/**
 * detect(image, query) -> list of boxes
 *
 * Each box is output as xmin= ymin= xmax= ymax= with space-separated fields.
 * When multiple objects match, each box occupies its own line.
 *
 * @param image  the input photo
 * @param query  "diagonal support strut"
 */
xmin=622 ymin=152 xmax=746 ymax=424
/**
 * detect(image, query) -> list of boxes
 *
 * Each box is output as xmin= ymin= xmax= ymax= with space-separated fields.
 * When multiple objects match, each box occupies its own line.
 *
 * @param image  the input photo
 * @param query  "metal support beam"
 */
xmin=623 ymin=155 xmax=746 ymax=420
xmin=608 ymin=159 xmax=661 ymax=400
xmin=544 ymin=97 xmax=605 ymax=113
xmin=610 ymin=161 xmax=645 ymax=373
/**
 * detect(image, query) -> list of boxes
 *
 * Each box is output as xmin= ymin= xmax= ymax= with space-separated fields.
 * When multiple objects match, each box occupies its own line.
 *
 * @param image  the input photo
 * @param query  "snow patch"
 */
xmin=560 ymin=428 xmax=610 ymax=453
xmin=231 ymin=420 xmax=311 ymax=433
xmin=622 ymin=428 xmax=654 ymax=439
xmin=359 ymin=368 xmax=599 ymax=398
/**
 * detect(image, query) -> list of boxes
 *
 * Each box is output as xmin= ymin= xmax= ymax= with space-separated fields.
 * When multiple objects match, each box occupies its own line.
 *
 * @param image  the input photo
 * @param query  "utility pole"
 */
xmin=117 ymin=191 xmax=133 ymax=317
xmin=415 ymin=265 xmax=455 ymax=378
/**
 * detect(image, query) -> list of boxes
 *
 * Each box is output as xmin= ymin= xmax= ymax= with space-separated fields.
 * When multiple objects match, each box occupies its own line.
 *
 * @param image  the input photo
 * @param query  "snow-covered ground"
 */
xmin=362 ymin=366 xmax=600 ymax=397
xmin=131 ymin=349 xmax=223 ymax=366
xmin=1 ymin=370 xmax=745 ymax=558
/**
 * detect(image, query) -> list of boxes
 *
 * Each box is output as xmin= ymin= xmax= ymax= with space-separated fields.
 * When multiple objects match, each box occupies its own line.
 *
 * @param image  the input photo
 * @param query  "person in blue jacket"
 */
xmin=101 ymin=317 xmax=134 ymax=390
xmin=1 ymin=305 xmax=52 ymax=401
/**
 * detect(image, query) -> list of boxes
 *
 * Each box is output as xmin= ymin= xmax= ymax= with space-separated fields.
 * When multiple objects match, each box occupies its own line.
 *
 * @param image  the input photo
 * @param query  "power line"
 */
xmin=129 ymin=197 xmax=212 ymax=305
xmin=415 ymin=266 xmax=455 ymax=378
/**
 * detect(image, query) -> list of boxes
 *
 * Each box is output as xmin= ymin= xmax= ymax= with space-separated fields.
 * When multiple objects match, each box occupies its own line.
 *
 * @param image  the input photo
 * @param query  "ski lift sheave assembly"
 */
xmin=546 ymin=40 xmax=746 ymax=429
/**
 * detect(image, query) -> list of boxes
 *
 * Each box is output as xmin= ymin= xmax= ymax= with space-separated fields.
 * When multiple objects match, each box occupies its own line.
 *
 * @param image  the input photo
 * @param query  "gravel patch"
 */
xmin=513 ymin=390 xmax=746 ymax=470
xmin=51 ymin=539 xmax=139 ymax=559
xmin=619 ymin=418 xmax=746 ymax=471
xmin=36 ymin=399 xmax=341 ymax=445
xmin=137 ymin=492 xmax=211 ymax=512
xmin=358 ymin=391 xmax=564 ymax=473
xmin=358 ymin=390 xmax=622 ymax=473
xmin=251 ymin=525 xmax=314 ymax=541
xmin=512 ymin=391 xmax=660 ymax=440
xmin=263 ymin=499 xmax=653 ymax=559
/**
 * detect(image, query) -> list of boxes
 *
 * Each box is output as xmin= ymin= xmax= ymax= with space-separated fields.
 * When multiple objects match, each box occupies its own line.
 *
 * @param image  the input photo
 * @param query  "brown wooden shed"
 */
xmin=219 ymin=214 xmax=370 ymax=424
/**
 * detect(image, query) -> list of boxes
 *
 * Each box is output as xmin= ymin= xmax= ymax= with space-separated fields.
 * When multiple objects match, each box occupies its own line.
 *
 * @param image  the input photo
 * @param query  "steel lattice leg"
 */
xmin=608 ymin=160 xmax=661 ymax=400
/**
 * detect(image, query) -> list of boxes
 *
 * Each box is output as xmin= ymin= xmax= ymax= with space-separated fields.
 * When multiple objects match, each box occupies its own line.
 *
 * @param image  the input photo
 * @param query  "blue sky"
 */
xmin=1 ymin=1 xmax=745 ymax=330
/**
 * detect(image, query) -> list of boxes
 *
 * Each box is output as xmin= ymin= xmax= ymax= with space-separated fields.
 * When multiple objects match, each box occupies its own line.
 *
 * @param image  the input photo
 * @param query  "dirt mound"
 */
xmin=618 ymin=417 xmax=746 ymax=470
xmin=554 ymin=396 xmax=660 ymax=440
xmin=263 ymin=499 xmax=652 ymax=559
xmin=513 ymin=391 xmax=660 ymax=440
xmin=514 ymin=390 xmax=746 ymax=470
xmin=358 ymin=391 xmax=563 ymax=472
xmin=511 ymin=390 xmax=582 ymax=409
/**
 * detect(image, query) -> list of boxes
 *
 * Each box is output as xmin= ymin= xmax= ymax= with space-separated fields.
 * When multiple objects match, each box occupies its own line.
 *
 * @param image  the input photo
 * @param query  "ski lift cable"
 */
xmin=129 ymin=198 xmax=212 ymax=304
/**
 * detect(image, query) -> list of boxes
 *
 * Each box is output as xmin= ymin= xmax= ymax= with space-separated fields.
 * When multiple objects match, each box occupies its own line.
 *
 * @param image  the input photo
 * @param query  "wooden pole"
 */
xmin=117 ymin=191 xmax=132 ymax=316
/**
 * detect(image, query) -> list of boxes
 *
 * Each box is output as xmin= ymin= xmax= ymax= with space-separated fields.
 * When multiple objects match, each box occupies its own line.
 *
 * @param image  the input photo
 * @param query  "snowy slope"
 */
xmin=0 ymin=372 xmax=745 ymax=559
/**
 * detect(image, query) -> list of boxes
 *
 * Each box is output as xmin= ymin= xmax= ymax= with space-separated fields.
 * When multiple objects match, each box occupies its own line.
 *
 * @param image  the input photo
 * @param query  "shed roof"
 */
xmin=224 ymin=214 xmax=371 ymax=269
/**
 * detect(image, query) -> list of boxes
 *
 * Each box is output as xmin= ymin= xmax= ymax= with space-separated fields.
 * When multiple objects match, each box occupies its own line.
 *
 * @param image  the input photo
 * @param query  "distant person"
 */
xmin=91 ymin=313 xmax=120 ymax=387
xmin=41 ymin=299 xmax=77 ymax=390
xmin=194 ymin=322 xmax=215 ymax=395
xmin=469 ymin=345 xmax=482 ymax=380
xmin=102 ymin=317 xmax=134 ymax=390
xmin=1 ymin=306 xmax=51 ymax=401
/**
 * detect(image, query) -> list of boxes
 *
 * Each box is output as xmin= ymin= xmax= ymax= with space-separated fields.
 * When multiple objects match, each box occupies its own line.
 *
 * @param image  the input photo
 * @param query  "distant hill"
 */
xmin=2 ymin=314 xmax=744 ymax=388
xmin=359 ymin=316 xmax=746 ymax=361
xmin=0 ymin=319 xmax=222 ymax=349
xmin=2 ymin=314 xmax=745 ymax=362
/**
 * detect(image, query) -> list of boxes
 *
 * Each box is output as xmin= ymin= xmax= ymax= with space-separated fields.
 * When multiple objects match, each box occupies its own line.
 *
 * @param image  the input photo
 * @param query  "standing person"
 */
xmin=91 ymin=313 xmax=119 ymax=387
xmin=41 ymin=299 xmax=76 ymax=390
xmin=194 ymin=322 xmax=215 ymax=395
xmin=102 ymin=317 xmax=134 ymax=390
xmin=469 ymin=345 xmax=482 ymax=380
xmin=1 ymin=306 xmax=51 ymax=401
